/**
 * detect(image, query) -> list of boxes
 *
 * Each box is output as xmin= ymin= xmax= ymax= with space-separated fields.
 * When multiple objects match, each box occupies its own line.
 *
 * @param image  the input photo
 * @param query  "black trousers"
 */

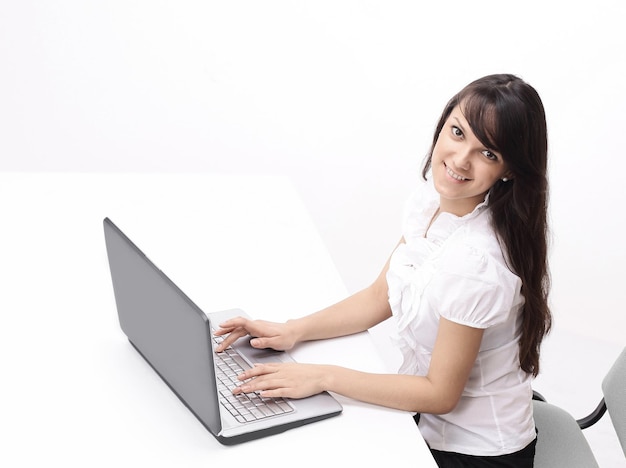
xmin=414 ymin=414 xmax=537 ymax=468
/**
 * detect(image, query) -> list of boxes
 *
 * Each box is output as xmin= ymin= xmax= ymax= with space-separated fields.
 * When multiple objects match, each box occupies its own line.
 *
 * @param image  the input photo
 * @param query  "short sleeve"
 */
xmin=423 ymin=240 xmax=522 ymax=329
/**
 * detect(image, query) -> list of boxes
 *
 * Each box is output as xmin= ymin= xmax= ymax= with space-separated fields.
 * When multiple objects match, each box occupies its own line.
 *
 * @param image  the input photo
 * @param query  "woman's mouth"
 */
xmin=446 ymin=165 xmax=470 ymax=181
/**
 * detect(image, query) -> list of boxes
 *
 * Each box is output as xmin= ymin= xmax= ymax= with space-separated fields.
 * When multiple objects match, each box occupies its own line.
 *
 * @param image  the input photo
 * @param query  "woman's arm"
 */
xmin=286 ymin=257 xmax=394 ymax=342
xmin=324 ymin=318 xmax=484 ymax=413
xmin=215 ymin=238 xmax=403 ymax=351
xmin=235 ymin=317 xmax=484 ymax=414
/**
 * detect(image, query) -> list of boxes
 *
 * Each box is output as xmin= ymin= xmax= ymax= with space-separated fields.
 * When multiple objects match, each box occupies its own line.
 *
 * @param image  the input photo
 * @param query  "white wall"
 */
xmin=2 ymin=2 xmax=625 ymax=348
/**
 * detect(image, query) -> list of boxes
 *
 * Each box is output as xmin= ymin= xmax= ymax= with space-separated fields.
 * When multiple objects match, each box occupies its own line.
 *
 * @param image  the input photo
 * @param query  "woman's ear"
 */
xmin=501 ymin=171 xmax=514 ymax=182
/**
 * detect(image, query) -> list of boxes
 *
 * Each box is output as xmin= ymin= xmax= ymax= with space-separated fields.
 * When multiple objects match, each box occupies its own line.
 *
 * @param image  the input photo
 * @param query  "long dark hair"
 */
xmin=422 ymin=74 xmax=551 ymax=376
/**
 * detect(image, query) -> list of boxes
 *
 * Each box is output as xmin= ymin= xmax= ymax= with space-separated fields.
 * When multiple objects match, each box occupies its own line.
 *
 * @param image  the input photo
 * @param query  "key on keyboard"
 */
xmin=212 ymin=331 xmax=294 ymax=423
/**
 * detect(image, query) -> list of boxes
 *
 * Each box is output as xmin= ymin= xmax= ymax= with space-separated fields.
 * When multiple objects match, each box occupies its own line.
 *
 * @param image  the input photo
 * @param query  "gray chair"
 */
xmin=532 ymin=346 xmax=626 ymax=466
xmin=603 ymin=347 xmax=626 ymax=457
xmin=533 ymin=399 xmax=599 ymax=468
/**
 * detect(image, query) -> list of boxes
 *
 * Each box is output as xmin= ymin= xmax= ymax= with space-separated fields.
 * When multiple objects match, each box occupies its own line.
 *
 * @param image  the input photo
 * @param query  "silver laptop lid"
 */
xmin=103 ymin=217 xmax=223 ymax=437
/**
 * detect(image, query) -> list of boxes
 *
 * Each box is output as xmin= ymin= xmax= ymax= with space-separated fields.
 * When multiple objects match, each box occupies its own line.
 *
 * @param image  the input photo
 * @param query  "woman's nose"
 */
xmin=453 ymin=148 xmax=472 ymax=170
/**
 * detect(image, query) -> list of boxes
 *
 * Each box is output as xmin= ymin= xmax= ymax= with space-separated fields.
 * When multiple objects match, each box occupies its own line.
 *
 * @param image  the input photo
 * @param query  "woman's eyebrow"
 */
xmin=452 ymin=116 xmax=466 ymax=132
xmin=451 ymin=114 xmax=499 ymax=154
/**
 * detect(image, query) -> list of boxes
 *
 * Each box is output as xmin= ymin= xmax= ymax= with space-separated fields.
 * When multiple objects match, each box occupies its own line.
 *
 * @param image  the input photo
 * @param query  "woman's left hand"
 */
xmin=233 ymin=363 xmax=330 ymax=399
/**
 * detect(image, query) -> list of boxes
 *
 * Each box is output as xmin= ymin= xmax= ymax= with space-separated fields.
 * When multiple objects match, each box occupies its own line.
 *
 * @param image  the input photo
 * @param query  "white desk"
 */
xmin=0 ymin=173 xmax=435 ymax=467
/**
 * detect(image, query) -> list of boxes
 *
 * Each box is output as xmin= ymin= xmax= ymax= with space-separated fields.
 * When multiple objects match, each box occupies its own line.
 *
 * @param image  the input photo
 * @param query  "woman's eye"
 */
xmin=452 ymin=126 xmax=463 ymax=137
xmin=481 ymin=150 xmax=498 ymax=161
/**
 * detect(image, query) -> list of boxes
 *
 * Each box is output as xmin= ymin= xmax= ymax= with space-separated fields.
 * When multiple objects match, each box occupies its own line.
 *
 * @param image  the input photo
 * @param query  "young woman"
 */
xmin=215 ymin=74 xmax=551 ymax=467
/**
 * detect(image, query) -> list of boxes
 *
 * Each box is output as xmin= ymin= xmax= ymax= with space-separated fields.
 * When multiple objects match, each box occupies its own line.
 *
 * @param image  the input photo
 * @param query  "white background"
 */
xmin=1 ymin=1 xmax=625 ymax=465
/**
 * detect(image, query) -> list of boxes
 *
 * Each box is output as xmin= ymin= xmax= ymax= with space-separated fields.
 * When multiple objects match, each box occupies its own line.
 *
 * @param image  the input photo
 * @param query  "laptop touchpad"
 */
xmin=237 ymin=343 xmax=293 ymax=364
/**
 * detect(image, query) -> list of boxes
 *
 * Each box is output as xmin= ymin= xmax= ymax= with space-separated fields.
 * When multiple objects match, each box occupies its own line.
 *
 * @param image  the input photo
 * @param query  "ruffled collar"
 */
xmin=423 ymin=177 xmax=490 ymax=243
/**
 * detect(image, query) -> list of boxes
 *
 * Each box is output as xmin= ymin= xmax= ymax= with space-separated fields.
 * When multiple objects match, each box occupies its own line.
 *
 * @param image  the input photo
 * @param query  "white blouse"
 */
xmin=386 ymin=179 xmax=536 ymax=456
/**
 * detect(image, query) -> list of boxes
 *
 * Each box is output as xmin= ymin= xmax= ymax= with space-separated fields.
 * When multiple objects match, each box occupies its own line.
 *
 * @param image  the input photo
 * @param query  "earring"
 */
xmin=501 ymin=177 xmax=509 ymax=182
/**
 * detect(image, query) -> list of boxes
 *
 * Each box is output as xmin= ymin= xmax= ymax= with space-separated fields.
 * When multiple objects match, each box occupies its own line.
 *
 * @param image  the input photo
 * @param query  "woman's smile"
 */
xmin=445 ymin=163 xmax=471 ymax=182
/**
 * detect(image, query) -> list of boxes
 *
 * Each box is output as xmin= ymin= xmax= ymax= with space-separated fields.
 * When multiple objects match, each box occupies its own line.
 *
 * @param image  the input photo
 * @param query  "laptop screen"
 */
xmin=103 ymin=218 xmax=222 ymax=436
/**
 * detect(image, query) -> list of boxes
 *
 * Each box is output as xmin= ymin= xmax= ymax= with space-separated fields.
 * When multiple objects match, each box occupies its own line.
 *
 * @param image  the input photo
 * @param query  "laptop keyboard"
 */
xmin=212 ymin=332 xmax=294 ymax=423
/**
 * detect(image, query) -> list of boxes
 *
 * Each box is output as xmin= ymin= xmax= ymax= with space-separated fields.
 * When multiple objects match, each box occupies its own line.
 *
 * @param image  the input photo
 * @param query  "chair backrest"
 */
xmin=533 ymin=400 xmax=599 ymax=468
xmin=602 ymin=347 xmax=626 ymax=457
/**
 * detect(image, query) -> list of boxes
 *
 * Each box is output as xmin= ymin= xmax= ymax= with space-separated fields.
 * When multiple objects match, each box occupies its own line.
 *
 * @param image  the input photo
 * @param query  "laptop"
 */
xmin=103 ymin=217 xmax=342 ymax=445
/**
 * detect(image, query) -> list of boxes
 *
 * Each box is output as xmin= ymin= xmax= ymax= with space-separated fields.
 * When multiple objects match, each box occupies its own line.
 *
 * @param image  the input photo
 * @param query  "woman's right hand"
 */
xmin=213 ymin=317 xmax=299 ymax=352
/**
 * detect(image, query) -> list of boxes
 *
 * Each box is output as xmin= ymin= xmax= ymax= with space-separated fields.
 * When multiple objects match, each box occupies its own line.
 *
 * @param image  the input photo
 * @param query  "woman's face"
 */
xmin=431 ymin=105 xmax=510 ymax=216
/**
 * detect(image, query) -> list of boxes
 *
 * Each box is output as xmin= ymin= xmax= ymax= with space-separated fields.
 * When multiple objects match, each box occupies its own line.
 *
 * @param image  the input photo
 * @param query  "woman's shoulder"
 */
xmin=439 ymin=214 xmax=511 ymax=278
xmin=402 ymin=180 xmax=439 ymax=238
xmin=405 ymin=180 xmax=438 ymax=211
xmin=428 ymin=219 xmax=523 ymax=328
